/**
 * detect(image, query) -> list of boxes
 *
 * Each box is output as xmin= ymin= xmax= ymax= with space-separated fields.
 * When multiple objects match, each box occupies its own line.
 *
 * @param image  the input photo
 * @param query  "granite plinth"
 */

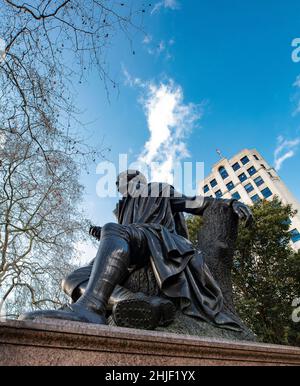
xmin=0 ymin=319 xmax=299 ymax=366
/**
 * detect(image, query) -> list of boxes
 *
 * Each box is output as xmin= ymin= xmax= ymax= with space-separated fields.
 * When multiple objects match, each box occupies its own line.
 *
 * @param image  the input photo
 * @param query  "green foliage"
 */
xmin=233 ymin=198 xmax=300 ymax=346
xmin=186 ymin=198 xmax=300 ymax=346
xmin=186 ymin=215 xmax=203 ymax=245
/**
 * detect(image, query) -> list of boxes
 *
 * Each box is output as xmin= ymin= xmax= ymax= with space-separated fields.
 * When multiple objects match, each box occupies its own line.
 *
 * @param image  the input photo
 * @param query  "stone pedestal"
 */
xmin=0 ymin=320 xmax=299 ymax=366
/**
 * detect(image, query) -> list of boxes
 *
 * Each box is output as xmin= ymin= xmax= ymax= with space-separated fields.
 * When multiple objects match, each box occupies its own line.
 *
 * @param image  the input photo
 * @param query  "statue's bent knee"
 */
xmin=61 ymin=275 xmax=73 ymax=297
xmin=101 ymin=223 xmax=131 ymax=244
xmin=101 ymin=222 xmax=123 ymax=236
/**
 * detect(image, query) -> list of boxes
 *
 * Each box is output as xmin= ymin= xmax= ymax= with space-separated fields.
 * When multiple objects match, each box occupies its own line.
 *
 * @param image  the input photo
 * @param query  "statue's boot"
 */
xmin=68 ymin=282 xmax=176 ymax=330
xmin=19 ymin=229 xmax=130 ymax=325
xmin=18 ymin=303 xmax=106 ymax=324
xmin=65 ymin=281 xmax=176 ymax=330
xmin=111 ymin=287 xmax=177 ymax=330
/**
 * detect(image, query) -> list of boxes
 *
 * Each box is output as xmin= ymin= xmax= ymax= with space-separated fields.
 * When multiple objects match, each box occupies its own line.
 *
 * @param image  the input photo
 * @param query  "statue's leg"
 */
xmin=62 ymin=277 xmax=175 ymax=329
xmin=62 ymin=264 xmax=93 ymax=302
xmin=62 ymin=272 xmax=135 ymax=309
xmin=62 ymin=263 xmax=175 ymax=329
xmin=20 ymin=223 xmax=175 ymax=328
xmin=19 ymin=223 xmax=132 ymax=324
xmin=73 ymin=223 xmax=132 ymax=318
xmin=62 ymin=267 xmax=146 ymax=309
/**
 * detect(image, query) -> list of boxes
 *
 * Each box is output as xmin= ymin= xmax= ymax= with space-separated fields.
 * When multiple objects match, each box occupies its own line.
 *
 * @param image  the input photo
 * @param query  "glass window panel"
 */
xmin=210 ymin=179 xmax=218 ymax=188
xmin=238 ymin=173 xmax=247 ymax=182
xmin=241 ymin=156 xmax=250 ymax=165
xmin=261 ymin=187 xmax=273 ymax=199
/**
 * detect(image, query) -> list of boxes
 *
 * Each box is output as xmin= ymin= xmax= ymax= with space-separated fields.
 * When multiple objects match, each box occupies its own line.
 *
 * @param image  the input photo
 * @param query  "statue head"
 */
xmin=116 ymin=170 xmax=148 ymax=197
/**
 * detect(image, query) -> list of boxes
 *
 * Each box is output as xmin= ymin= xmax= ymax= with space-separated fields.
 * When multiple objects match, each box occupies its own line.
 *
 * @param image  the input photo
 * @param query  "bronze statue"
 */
xmin=20 ymin=170 xmax=253 ymax=331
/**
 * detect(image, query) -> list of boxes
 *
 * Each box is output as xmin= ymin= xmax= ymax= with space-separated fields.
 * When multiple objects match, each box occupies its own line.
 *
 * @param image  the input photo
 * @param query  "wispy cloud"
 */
xmin=143 ymin=35 xmax=152 ymax=45
xmin=147 ymin=40 xmax=166 ymax=56
xmin=123 ymin=66 xmax=145 ymax=88
xmin=137 ymin=80 xmax=202 ymax=183
xmin=293 ymin=75 xmax=300 ymax=88
xmin=274 ymin=135 xmax=300 ymax=171
xmin=143 ymin=37 xmax=175 ymax=59
xmin=151 ymin=0 xmax=180 ymax=14
xmin=122 ymin=68 xmax=202 ymax=183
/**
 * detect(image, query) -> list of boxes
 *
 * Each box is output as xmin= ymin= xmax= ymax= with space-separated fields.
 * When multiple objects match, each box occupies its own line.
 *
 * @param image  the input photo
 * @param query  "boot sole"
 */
xmin=113 ymin=299 xmax=176 ymax=330
xmin=158 ymin=300 xmax=177 ymax=327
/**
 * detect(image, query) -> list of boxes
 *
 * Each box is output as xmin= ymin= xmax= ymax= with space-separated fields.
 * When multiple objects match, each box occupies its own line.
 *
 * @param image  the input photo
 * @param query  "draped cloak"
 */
xmin=114 ymin=182 xmax=242 ymax=331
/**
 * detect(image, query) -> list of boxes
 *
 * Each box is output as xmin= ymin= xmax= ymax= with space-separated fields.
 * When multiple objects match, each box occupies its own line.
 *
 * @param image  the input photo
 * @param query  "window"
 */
xmin=226 ymin=181 xmax=235 ymax=191
xmin=219 ymin=166 xmax=229 ymax=180
xmin=203 ymin=185 xmax=209 ymax=194
xmin=253 ymin=154 xmax=259 ymax=161
xmin=232 ymin=192 xmax=241 ymax=200
xmin=251 ymin=194 xmax=260 ymax=203
xmin=290 ymin=229 xmax=300 ymax=243
xmin=241 ymin=156 xmax=250 ymax=165
xmin=244 ymin=183 xmax=254 ymax=194
xmin=210 ymin=179 xmax=218 ymax=188
xmin=247 ymin=166 xmax=257 ymax=176
xmin=215 ymin=190 xmax=223 ymax=198
xmin=254 ymin=176 xmax=264 ymax=187
xmin=232 ymin=162 xmax=241 ymax=172
xmin=261 ymin=187 xmax=273 ymax=199
xmin=261 ymin=164 xmax=266 ymax=169
xmin=238 ymin=173 xmax=247 ymax=183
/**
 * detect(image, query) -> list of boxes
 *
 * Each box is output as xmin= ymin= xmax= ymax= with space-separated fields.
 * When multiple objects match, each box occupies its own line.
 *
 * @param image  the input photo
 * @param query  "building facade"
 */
xmin=199 ymin=148 xmax=300 ymax=251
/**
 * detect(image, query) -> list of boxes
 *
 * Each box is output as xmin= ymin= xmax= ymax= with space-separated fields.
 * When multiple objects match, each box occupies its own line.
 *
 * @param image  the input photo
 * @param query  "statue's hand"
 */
xmin=232 ymin=201 xmax=254 ymax=227
xmin=89 ymin=226 xmax=102 ymax=241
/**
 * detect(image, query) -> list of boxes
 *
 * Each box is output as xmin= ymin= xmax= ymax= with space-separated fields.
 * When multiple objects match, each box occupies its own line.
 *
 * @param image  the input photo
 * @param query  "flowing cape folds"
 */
xmin=115 ymin=183 xmax=241 ymax=331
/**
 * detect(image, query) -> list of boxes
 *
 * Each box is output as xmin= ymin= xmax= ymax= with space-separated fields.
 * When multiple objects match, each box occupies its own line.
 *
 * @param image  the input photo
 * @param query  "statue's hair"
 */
xmin=117 ymin=170 xmax=148 ymax=186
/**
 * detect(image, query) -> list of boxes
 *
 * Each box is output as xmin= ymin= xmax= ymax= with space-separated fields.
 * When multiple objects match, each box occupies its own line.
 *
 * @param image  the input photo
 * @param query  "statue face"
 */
xmin=116 ymin=176 xmax=129 ymax=197
xmin=116 ymin=170 xmax=147 ymax=198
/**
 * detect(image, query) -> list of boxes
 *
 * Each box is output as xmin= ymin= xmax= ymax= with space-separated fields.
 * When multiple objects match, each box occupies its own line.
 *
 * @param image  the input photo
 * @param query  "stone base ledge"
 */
xmin=0 ymin=320 xmax=299 ymax=366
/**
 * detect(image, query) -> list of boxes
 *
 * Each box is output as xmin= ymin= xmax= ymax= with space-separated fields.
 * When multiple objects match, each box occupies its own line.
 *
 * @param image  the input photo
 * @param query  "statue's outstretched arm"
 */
xmin=170 ymin=188 xmax=253 ymax=226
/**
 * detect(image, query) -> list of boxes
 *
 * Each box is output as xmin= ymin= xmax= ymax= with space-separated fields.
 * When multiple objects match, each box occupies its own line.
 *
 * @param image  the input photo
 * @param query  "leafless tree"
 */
xmin=0 ymin=0 xmax=148 ymax=156
xmin=0 ymin=0 xmax=150 ymax=317
xmin=0 ymin=129 xmax=92 ymax=317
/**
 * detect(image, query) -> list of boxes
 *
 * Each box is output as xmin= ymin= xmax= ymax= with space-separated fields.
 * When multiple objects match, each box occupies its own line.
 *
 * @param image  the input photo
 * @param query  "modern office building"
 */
xmin=199 ymin=148 xmax=300 ymax=250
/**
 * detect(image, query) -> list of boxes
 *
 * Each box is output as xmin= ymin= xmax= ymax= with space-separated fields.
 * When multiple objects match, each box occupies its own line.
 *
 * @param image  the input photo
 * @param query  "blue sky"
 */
xmin=73 ymin=0 xmax=300 ymax=259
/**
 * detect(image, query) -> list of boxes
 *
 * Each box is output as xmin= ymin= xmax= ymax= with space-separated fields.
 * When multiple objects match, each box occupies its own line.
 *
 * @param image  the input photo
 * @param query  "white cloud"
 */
xmin=122 ymin=66 xmax=145 ymax=88
xmin=157 ymin=41 xmax=166 ymax=54
xmin=151 ymin=0 xmax=180 ymax=14
xmin=147 ymin=40 xmax=166 ymax=56
xmin=274 ymin=136 xmax=300 ymax=171
xmin=143 ymin=35 xmax=152 ymax=45
xmin=293 ymin=75 xmax=300 ymax=88
xmin=138 ymin=80 xmax=201 ymax=183
xmin=144 ymin=38 xmax=175 ymax=59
